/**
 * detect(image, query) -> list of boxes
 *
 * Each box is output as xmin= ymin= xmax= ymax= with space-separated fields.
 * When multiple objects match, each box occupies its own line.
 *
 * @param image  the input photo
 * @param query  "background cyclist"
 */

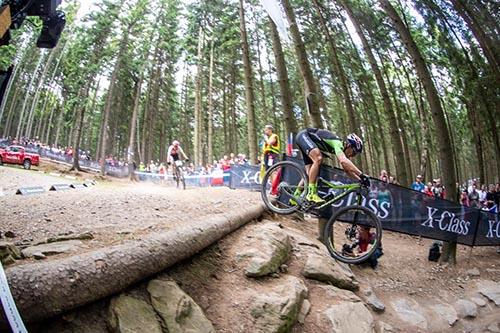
xmin=167 ymin=140 xmax=189 ymax=174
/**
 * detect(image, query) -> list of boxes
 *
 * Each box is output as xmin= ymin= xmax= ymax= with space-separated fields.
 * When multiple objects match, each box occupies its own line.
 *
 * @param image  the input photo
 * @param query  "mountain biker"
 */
xmin=167 ymin=140 xmax=188 ymax=166
xmin=295 ymin=128 xmax=369 ymax=203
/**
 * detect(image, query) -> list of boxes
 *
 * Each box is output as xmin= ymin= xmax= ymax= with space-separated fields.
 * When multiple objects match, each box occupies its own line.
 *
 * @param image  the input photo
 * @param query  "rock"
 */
xmin=477 ymin=280 xmax=500 ymax=306
xmin=4 ymin=231 xmax=15 ymax=238
xmin=236 ymin=223 xmax=292 ymax=277
xmin=488 ymin=322 xmax=500 ymax=333
xmin=250 ymin=276 xmax=308 ymax=333
xmin=454 ymin=299 xmax=477 ymax=318
xmin=147 ymin=279 xmax=215 ymax=333
xmin=467 ymin=268 xmax=480 ymax=277
xmin=108 ymin=295 xmax=162 ymax=333
xmin=318 ymin=285 xmax=362 ymax=303
xmin=377 ymin=321 xmax=396 ymax=332
xmin=323 ymin=301 xmax=374 ymax=333
xmin=46 ymin=232 xmax=93 ymax=243
xmin=361 ymin=286 xmax=385 ymax=313
xmin=302 ymin=253 xmax=358 ymax=291
xmin=33 ymin=252 xmax=46 ymax=260
xmin=470 ymin=296 xmax=487 ymax=307
xmin=391 ymin=299 xmax=427 ymax=330
xmin=21 ymin=240 xmax=83 ymax=258
xmin=431 ymin=303 xmax=458 ymax=326
xmin=297 ymin=299 xmax=311 ymax=324
xmin=0 ymin=242 xmax=21 ymax=265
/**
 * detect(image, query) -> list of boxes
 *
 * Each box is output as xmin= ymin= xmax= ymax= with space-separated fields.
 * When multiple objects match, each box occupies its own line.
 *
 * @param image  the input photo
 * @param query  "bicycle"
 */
xmin=172 ymin=160 xmax=187 ymax=190
xmin=261 ymin=159 xmax=382 ymax=264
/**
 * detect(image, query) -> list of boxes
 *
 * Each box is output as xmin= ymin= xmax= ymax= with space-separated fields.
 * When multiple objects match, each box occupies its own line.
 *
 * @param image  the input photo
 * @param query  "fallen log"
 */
xmin=1 ymin=204 xmax=265 ymax=326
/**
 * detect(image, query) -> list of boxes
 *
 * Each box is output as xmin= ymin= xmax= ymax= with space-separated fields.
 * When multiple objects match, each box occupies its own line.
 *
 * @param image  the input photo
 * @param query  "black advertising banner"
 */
xmin=280 ymin=157 xmax=499 ymax=247
xmin=229 ymin=165 xmax=261 ymax=190
xmin=474 ymin=211 xmax=500 ymax=246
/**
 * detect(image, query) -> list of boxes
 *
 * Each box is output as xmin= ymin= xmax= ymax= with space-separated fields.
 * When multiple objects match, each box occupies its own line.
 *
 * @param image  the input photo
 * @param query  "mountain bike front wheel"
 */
xmin=261 ymin=160 xmax=308 ymax=215
xmin=322 ymin=205 xmax=382 ymax=265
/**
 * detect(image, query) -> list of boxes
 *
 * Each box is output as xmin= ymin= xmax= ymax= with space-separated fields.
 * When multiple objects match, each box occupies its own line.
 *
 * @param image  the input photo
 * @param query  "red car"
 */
xmin=0 ymin=145 xmax=40 ymax=170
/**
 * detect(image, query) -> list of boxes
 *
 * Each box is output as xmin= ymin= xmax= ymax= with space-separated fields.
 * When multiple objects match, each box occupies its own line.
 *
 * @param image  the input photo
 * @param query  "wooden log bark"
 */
xmin=1 ymin=204 xmax=265 ymax=327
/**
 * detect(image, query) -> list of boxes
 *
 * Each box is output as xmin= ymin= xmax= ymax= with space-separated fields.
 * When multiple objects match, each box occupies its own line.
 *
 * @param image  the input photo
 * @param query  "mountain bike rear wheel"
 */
xmin=261 ymin=160 xmax=308 ymax=215
xmin=322 ymin=205 xmax=382 ymax=264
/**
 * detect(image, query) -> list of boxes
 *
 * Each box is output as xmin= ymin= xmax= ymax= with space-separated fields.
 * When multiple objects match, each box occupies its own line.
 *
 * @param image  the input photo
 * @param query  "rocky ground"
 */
xmin=1 ymin=163 xmax=499 ymax=333
xmin=31 ymin=213 xmax=500 ymax=333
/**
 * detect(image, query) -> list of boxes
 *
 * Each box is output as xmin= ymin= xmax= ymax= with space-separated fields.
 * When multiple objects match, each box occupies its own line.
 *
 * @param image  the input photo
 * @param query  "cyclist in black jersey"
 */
xmin=295 ymin=128 xmax=369 ymax=203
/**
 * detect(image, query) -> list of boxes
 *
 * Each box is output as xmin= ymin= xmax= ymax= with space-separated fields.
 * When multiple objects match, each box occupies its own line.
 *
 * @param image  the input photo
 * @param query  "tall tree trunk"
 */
xmin=16 ymin=53 xmax=44 ymax=139
xmin=25 ymin=43 xmax=63 ymax=138
xmin=0 ymin=60 xmax=22 ymax=128
xmin=44 ymin=96 xmax=55 ymax=144
xmin=239 ymin=0 xmax=258 ymax=164
xmin=193 ymin=26 xmax=204 ymax=166
xmin=229 ymin=62 xmax=238 ymax=155
xmin=254 ymin=24 xmax=268 ymax=126
xmin=128 ymin=76 xmax=143 ymax=179
xmin=3 ymin=86 xmax=20 ymax=137
xmin=268 ymin=17 xmax=298 ymax=137
xmin=207 ymin=38 xmax=215 ymax=165
xmin=100 ymin=32 xmax=128 ymax=175
xmin=379 ymin=0 xmax=457 ymax=263
xmin=71 ymin=87 xmax=87 ymax=171
xmin=282 ymin=0 xmax=322 ymax=127
xmin=341 ymin=0 xmax=408 ymax=184
xmin=54 ymin=104 xmax=63 ymax=147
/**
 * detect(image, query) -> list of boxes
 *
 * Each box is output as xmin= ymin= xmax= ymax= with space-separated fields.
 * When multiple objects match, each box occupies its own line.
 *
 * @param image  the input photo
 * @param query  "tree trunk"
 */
xmin=128 ymin=76 xmax=143 ymax=179
xmin=193 ymin=26 xmax=204 ymax=166
xmin=268 ymin=17 xmax=298 ymax=137
xmin=3 ymin=86 xmax=20 ymax=137
xmin=207 ymin=38 xmax=215 ymax=165
xmin=254 ymin=24 xmax=268 ymax=127
xmin=1 ymin=205 xmax=265 ymax=328
xmin=282 ymin=0 xmax=322 ymax=128
xmin=379 ymin=0 xmax=458 ymax=262
xmin=25 ymin=43 xmax=63 ymax=138
xmin=100 ymin=32 xmax=128 ymax=175
xmin=0 ymin=62 xmax=21 ymax=128
xmin=53 ymin=104 xmax=63 ymax=147
xmin=239 ymin=0 xmax=258 ymax=164
xmin=16 ymin=53 xmax=44 ymax=139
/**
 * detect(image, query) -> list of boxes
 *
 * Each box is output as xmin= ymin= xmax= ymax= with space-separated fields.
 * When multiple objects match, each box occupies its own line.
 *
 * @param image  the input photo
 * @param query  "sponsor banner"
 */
xmin=474 ymin=211 xmax=500 ymax=246
xmin=229 ymin=165 xmax=261 ymax=190
xmin=280 ymin=157 xmax=499 ymax=246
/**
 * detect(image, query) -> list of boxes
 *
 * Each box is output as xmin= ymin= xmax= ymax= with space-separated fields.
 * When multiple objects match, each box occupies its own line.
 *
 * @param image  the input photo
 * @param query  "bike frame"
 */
xmin=314 ymin=177 xmax=362 ymax=210
xmin=283 ymin=153 xmax=364 ymax=211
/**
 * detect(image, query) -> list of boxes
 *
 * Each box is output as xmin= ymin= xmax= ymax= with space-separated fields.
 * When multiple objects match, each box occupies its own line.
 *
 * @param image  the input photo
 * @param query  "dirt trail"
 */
xmin=0 ymin=165 xmax=260 ymax=263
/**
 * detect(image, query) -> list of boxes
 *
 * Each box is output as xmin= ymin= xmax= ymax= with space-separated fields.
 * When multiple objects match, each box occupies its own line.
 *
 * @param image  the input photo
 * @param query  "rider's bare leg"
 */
xmin=308 ymin=148 xmax=323 ymax=184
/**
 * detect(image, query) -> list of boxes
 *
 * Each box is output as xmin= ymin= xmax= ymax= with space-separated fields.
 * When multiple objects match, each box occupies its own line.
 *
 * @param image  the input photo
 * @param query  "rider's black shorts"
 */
xmin=295 ymin=130 xmax=317 ymax=166
xmin=171 ymin=153 xmax=179 ymax=162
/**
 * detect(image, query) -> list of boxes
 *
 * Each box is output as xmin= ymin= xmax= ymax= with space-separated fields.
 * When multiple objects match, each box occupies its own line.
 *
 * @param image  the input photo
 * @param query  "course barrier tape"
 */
xmin=0 ymin=262 xmax=27 ymax=333
xmin=134 ymin=171 xmax=231 ymax=180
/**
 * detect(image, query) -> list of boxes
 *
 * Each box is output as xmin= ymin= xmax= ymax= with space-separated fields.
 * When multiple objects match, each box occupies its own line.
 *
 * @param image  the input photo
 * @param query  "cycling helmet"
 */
xmin=172 ymin=140 xmax=180 ymax=146
xmin=345 ymin=133 xmax=363 ymax=154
